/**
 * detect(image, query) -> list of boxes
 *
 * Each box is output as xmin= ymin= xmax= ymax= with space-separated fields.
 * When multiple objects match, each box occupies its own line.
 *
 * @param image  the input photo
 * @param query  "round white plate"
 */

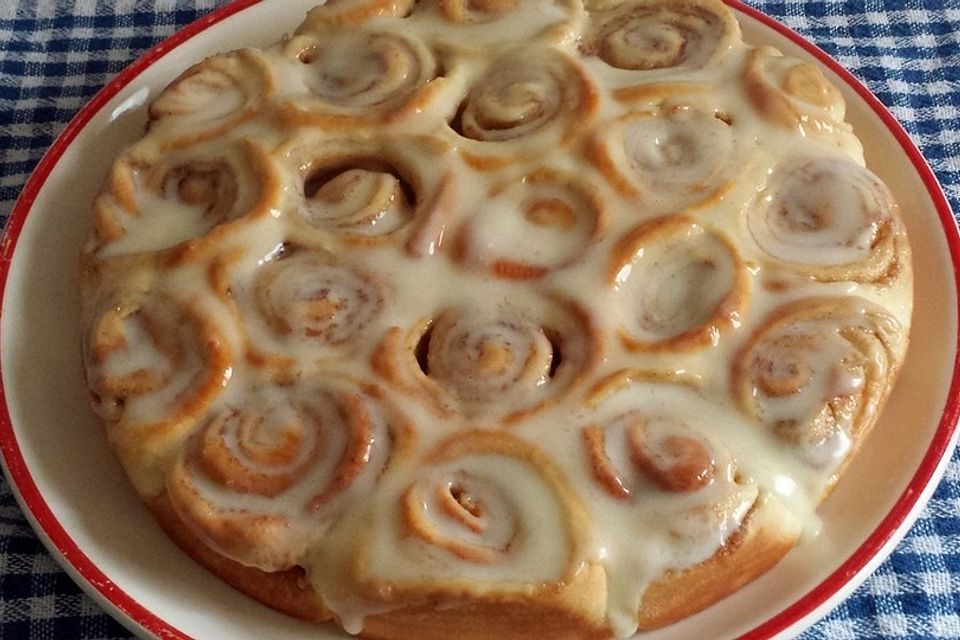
xmin=1 ymin=1 xmax=958 ymax=639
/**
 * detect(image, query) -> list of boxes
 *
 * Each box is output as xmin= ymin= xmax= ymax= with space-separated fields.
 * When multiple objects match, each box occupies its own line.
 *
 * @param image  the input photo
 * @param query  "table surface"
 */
xmin=1 ymin=1 xmax=959 ymax=639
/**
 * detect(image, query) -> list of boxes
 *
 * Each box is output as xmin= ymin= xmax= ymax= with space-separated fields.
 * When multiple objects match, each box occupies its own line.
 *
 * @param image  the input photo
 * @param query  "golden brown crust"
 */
xmin=636 ymin=494 xmax=801 ymax=629
xmin=149 ymin=492 xmax=332 ymax=623
xmin=358 ymin=582 xmax=611 ymax=640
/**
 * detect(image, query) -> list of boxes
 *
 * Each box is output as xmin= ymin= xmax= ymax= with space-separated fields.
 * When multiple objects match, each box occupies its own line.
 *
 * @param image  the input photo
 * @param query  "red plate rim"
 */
xmin=0 ymin=2 xmax=958 ymax=639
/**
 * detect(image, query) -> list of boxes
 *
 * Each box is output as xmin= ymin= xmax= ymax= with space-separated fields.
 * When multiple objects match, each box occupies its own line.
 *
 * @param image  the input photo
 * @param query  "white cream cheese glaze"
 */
xmin=79 ymin=0 xmax=913 ymax=637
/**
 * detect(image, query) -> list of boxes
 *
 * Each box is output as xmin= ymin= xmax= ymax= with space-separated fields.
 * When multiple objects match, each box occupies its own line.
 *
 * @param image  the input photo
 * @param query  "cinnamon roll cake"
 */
xmin=80 ymin=0 xmax=913 ymax=637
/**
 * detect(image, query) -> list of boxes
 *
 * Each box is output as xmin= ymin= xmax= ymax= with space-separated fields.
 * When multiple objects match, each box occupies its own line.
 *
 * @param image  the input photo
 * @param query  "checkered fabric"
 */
xmin=0 ymin=1 xmax=958 ymax=638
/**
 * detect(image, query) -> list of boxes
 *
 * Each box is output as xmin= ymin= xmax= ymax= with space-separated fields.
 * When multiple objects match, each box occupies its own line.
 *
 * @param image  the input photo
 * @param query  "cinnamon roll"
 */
xmin=283 ymin=134 xmax=455 ymax=255
xmin=89 ymin=139 xmax=280 ymax=259
xmin=583 ymin=0 xmax=740 ymax=71
xmin=748 ymin=156 xmax=909 ymax=283
xmin=373 ymin=295 xmax=598 ymax=423
xmin=455 ymin=168 xmax=605 ymax=279
xmin=588 ymin=103 xmax=738 ymax=210
xmin=578 ymin=369 xmax=785 ymax=633
xmin=82 ymin=290 xmax=232 ymax=495
xmin=733 ymin=297 xmax=905 ymax=476
xmin=451 ymin=46 xmax=599 ymax=169
xmin=148 ymin=49 xmax=273 ymax=147
xmin=609 ymin=215 xmax=748 ymax=351
xmin=167 ymin=377 xmax=409 ymax=571
xmin=583 ymin=401 xmax=719 ymax=498
xmin=742 ymin=46 xmax=853 ymax=143
xmin=350 ymin=430 xmax=608 ymax=638
xmin=394 ymin=431 xmax=586 ymax=571
xmin=214 ymin=245 xmax=387 ymax=370
xmin=280 ymin=29 xmax=447 ymax=129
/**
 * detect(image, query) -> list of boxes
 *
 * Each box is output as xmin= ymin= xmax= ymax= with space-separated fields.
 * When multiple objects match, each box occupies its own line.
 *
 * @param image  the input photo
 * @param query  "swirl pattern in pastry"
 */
xmin=583 ymin=0 xmax=740 ymax=71
xmin=83 ymin=291 xmax=230 ymax=424
xmin=733 ymin=297 xmax=903 ymax=474
xmin=748 ymin=156 xmax=909 ymax=283
xmin=281 ymin=29 xmax=447 ymax=128
xmin=214 ymin=246 xmax=387 ymax=370
xmin=373 ymin=294 xmax=598 ymax=423
xmin=148 ymin=49 xmax=274 ymax=147
xmin=349 ymin=430 xmax=605 ymax=637
xmin=167 ymin=378 xmax=409 ymax=571
xmin=583 ymin=411 xmax=717 ymax=497
xmin=90 ymin=139 xmax=280 ymax=258
xmin=579 ymin=369 xmax=763 ymax=634
xmin=742 ymin=46 xmax=853 ymax=144
xmin=393 ymin=431 xmax=584 ymax=571
xmin=283 ymin=134 xmax=455 ymax=255
xmin=82 ymin=289 xmax=232 ymax=495
xmin=452 ymin=46 xmax=599 ymax=168
xmin=609 ymin=215 xmax=748 ymax=351
xmin=588 ymin=104 xmax=738 ymax=210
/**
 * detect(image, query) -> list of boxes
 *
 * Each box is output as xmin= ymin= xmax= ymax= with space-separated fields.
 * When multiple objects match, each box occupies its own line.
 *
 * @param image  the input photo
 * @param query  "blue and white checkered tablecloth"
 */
xmin=1 ymin=1 xmax=958 ymax=638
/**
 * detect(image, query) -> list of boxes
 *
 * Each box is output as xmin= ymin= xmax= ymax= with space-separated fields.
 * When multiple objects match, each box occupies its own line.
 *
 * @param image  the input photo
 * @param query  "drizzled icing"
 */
xmin=358 ymin=431 xmax=585 ymax=585
xmin=732 ymin=297 xmax=901 ymax=476
xmin=588 ymin=102 xmax=744 ymax=211
xmin=299 ymin=30 xmax=436 ymax=109
xmin=456 ymin=168 xmax=605 ymax=278
xmin=166 ymin=376 xmax=406 ymax=571
xmin=91 ymin=139 xmax=279 ymax=256
xmin=217 ymin=246 xmax=387 ymax=367
xmin=80 ymin=0 xmax=912 ymax=638
xmin=609 ymin=214 xmax=748 ymax=350
xmin=147 ymin=48 xmax=274 ymax=146
xmin=748 ymin=156 xmax=906 ymax=282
